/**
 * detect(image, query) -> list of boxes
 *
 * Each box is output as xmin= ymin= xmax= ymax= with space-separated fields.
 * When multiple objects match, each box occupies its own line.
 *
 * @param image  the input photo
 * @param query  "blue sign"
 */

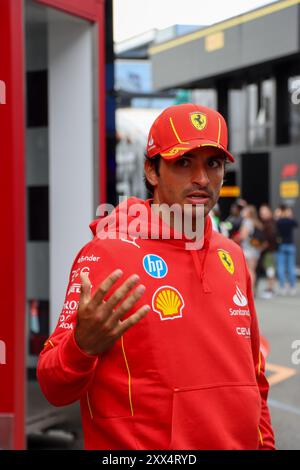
xmin=143 ymin=254 xmax=168 ymax=279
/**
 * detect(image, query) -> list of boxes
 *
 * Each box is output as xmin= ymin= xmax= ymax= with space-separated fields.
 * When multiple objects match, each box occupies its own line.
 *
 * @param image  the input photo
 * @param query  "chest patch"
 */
xmin=143 ymin=254 xmax=168 ymax=278
xmin=218 ymin=249 xmax=235 ymax=275
xmin=152 ymin=286 xmax=185 ymax=321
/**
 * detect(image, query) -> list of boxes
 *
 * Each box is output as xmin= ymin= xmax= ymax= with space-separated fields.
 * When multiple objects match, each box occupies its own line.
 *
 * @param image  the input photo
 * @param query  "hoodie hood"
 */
xmin=90 ymin=197 xmax=213 ymax=292
xmin=89 ymin=197 xmax=212 ymax=250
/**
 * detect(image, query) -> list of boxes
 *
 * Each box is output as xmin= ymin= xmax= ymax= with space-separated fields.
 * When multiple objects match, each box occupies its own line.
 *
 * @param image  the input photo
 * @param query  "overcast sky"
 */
xmin=113 ymin=0 xmax=276 ymax=42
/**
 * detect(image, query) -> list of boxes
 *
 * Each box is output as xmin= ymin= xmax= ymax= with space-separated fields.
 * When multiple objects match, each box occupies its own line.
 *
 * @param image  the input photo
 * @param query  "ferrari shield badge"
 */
xmin=218 ymin=249 xmax=235 ymax=275
xmin=190 ymin=112 xmax=207 ymax=131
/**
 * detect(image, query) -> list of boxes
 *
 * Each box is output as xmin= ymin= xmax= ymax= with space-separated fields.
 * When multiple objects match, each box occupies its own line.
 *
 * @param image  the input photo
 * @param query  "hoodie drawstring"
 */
xmin=190 ymin=240 xmax=212 ymax=293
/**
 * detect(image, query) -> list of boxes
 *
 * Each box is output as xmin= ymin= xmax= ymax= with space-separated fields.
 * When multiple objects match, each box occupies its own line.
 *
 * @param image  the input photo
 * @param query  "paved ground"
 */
xmin=26 ymin=280 xmax=300 ymax=450
xmin=255 ymin=281 xmax=300 ymax=450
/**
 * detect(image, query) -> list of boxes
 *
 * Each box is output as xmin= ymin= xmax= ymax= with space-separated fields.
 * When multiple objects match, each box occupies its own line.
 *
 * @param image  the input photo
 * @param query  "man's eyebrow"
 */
xmin=208 ymin=154 xmax=226 ymax=160
xmin=179 ymin=153 xmax=226 ymax=160
xmin=180 ymin=153 xmax=193 ymax=158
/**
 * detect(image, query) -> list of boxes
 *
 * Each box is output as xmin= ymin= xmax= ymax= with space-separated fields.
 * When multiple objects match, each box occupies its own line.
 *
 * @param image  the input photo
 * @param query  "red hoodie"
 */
xmin=37 ymin=198 xmax=275 ymax=450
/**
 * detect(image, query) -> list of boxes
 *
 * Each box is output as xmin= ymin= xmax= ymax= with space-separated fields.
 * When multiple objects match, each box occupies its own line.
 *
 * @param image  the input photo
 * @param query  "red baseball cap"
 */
xmin=146 ymin=103 xmax=235 ymax=162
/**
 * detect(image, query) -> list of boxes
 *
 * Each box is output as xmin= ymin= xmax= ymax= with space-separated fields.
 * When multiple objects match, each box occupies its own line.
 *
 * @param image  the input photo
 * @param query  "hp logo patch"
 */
xmin=143 ymin=254 xmax=168 ymax=279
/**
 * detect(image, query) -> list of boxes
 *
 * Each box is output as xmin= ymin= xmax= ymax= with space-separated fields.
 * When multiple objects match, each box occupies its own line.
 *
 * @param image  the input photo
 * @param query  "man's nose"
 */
xmin=191 ymin=166 xmax=210 ymax=187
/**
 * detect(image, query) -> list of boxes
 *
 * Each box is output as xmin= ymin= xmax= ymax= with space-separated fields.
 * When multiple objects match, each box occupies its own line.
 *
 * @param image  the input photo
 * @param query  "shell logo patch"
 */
xmin=152 ymin=286 xmax=185 ymax=321
xmin=218 ymin=249 xmax=235 ymax=275
xmin=190 ymin=112 xmax=207 ymax=131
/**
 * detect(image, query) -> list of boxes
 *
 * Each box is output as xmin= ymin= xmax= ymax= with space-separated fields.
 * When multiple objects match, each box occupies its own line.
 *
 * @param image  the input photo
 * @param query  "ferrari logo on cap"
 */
xmin=190 ymin=112 xmax=207 ymax=131
xmin=152 ymin=286 xmax=185 ymax=321
xmin=218 ymin=249 xmax=234 ymax=275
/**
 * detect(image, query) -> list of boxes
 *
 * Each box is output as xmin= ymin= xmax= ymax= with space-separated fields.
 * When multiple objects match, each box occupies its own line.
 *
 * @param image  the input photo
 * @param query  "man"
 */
xmin=38 ymin=103 xmax=275 ymax=450
xmin=225 ymin=201 xmax=246 ymax=242
xmin=275 ymin=204 xmax=298 ymax=295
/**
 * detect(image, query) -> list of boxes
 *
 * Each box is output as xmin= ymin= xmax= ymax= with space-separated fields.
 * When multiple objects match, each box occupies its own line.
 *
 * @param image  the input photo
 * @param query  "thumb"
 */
xmin=79 ymin=271 xmax=91 ymax=305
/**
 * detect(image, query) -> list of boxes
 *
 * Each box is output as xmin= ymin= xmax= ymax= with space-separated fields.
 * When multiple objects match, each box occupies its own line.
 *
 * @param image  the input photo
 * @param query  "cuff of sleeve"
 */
xmin=60 ymin=330 xmax=99 ymax=372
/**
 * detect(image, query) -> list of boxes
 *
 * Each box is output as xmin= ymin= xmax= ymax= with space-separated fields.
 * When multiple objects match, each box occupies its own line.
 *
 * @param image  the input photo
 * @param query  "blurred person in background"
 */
xmin=275 ymin=204 xmax=298 ymax=296
xmin=224 ymin=199 xmax=247 ymax=244
xmin=258 ymin=204 xmax=278 ymax=299
xmin=239 ymin=205 xmax=265 ymax=292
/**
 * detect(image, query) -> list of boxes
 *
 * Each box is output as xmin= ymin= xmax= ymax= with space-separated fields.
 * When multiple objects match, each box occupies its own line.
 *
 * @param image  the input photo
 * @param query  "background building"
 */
xmin=114 ymin=25 xmax=218 ymax=200
xmin=149 ymin=0 xmax=300 ymax=262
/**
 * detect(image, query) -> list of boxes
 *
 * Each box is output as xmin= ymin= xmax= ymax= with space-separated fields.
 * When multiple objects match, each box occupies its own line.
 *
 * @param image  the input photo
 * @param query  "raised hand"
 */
xmin=74 ymin=269 xmax=150 ymax=355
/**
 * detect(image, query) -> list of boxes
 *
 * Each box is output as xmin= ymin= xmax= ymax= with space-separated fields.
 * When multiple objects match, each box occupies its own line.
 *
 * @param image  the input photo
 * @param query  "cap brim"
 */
xmin=160 ymin=139 xmax=235 ymax=162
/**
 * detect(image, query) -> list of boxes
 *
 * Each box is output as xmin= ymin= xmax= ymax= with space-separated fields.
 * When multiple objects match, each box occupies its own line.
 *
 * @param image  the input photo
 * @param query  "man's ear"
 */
xmin=144 ymin=159 xmax=159 ymax=188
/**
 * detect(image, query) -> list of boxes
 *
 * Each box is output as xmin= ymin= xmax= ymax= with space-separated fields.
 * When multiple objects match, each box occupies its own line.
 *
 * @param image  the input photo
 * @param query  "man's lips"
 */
xmin=185 ymin=191 xmax=210 ymax=204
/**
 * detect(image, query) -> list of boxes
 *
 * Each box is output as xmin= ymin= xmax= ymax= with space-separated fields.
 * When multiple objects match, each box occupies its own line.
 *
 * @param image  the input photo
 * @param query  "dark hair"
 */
xmin=143 ymin=152 xmax=230 ymax=195
xmin=144 ymin=154 xmax=161 ymax=195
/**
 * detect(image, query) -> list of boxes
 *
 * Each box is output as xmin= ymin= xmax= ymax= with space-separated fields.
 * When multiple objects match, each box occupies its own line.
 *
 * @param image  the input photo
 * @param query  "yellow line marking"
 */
xmin=199 ymin=143 xmax=218 ymax=148
xmin=170 ymin=117 xmax=189 ymax=144
xmin=161 ymin=146 xmax=190 ymax=156
xmin=258 ymin=351 xmax=262 ymax=376
xmin=149 ymin=0 xmax=300 ymax=55
xmin=258 ymin=426 xmax=264 ymax=446
xmin=121 ymin=336 xmax=134 ymax=416
xmin=217 ymin=117 xmax=221 ymax=145
xmin=266 ymin=362 xmax=297 ymax=386
xmin=86 ymin=391 xmax=93 ymax=419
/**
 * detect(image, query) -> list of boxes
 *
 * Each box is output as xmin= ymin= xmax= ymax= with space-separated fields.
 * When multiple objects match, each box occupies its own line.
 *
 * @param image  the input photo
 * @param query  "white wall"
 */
xmin=48 ymin=17 xmax=94 ymax=331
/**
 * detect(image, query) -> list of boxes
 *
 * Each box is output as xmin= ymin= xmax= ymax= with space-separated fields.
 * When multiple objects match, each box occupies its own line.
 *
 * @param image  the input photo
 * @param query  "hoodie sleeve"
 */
xmin=246 ymin=268 xmax=275 ymax=450
xmin=37 ymin=242 xmax=101 ymax=407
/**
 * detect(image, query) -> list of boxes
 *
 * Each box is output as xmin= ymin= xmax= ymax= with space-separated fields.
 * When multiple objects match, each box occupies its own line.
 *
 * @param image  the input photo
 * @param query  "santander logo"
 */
xmin=147 ymin=135 xmax=156 ymax=151
xmin=233 ymin=286 xmax=248 ymax=307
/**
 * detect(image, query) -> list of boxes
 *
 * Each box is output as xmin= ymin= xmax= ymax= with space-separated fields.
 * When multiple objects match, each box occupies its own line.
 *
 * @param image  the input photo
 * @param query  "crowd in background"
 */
xmin=210 ymin=200 xmax=299 ymax=298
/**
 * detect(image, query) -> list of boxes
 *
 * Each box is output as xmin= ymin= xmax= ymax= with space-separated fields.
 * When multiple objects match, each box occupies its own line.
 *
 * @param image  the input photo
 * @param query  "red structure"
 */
xmin=0 ymin=0 xmax=106 ymax=449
